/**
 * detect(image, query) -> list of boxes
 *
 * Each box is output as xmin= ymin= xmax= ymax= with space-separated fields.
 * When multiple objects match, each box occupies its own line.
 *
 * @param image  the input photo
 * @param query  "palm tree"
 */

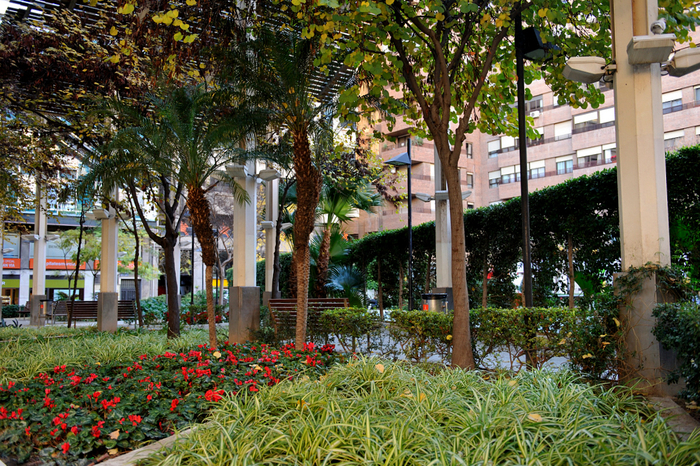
xmin=86 ymin=84 xmax=252 ymax=346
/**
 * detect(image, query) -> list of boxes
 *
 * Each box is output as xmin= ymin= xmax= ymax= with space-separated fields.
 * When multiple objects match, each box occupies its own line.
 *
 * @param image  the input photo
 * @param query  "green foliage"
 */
xmin=653 ymin=303 xmax=700 ymax=401
xmin=255 ymin=252 xmax=292 ymax=296
xmin=319 ymin=307 xmax=381 ymax=353
xmin=139 ymin=359 xmax=700 ymax=466
xmin=0 ymin=335 xmax=341 ymax=463
xmin=140 ymin=296 xmax=168 ymax=327
xmin=388 ymin=309 xmax=454 ymax=363
xmin=0 ymin=305 xmax=24 ymax=319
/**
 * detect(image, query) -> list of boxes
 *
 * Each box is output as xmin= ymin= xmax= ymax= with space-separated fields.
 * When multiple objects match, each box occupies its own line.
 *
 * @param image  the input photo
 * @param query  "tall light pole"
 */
xmin=385 ymin=140 xmax=413 ymax=311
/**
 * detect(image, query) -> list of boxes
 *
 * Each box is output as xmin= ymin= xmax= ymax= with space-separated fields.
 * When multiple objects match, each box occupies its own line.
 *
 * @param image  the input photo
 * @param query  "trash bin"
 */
xmin=421 ymin=293 xmax=448 ymax=313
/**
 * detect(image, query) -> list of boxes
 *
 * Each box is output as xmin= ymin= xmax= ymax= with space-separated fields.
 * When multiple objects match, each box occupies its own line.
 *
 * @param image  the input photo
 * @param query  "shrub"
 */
xmin=653 ymin=302 xmax=700 ymax=401
xmin=387 ymin=309 xmax=453 ymax=363
xmin=140 ymin=296 xmax=167 ymax=326
xmin=181 ymin=304 xmax=228 ymax=325
xmin=1 ymin=305 xmax=23 ymax=319
xmin=319 ymin=307 xmax=382 ymax=353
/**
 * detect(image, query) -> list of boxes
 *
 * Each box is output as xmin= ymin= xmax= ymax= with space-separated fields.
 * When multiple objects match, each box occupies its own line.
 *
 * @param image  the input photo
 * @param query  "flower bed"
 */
xmin=0 ymin=341 xmax=341 ymax=464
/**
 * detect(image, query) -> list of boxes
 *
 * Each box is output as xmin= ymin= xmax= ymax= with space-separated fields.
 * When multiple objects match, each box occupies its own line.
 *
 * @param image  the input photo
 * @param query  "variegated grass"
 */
xmin=141 ymin=358 xmax=700 ymax=466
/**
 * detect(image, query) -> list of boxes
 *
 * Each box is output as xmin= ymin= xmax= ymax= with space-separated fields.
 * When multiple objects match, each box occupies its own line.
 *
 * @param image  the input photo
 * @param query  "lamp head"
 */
xmin=563 ymin=56 xmax=607 ymax=84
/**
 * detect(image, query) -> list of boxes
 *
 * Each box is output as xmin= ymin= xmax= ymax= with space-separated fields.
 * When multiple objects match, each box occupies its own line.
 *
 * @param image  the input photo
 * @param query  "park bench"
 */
xmin=267 ymin=298 xmax=348 ymax=337
xmin=50 ymin=300 xmax=136 ymax=324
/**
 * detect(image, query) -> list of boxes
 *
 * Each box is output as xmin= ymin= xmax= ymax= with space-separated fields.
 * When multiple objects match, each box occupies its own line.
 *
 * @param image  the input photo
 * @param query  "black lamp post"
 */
xmin=185 ymin=226 xmax=195 ymax=305
xmin=515 ymin=16 xmax=554 ymax=308
xmin=385 ymin=140 xmax=413 ymax=311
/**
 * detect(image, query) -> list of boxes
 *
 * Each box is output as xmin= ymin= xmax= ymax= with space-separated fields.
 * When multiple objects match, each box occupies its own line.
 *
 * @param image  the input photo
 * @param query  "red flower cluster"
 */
xmin=204 ymin=389 xmax=225 ymax=402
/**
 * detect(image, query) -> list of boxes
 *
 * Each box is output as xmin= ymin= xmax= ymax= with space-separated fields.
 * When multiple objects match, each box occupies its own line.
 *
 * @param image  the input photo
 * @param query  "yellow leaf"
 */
xmin=173 ymin=19 xmax=183 ymax=27
xmin=446 ymin=335 xmax=452 ymax=340
xmin=90 ymin=0 xmax=97 ymax=6
xmin=174 ymin=32 xmax=183 ymax=41
xmin=213 ymin=351 xmax=221 ymax=358
xmin=122 ymin=3 xmax=134 ymax=14
xmin=110 ymin=26 xmax=118 ymax=36
xmin=418 ymin=392 xmax=426 ymax=402
xmin=162 ymin=16 xmax=173 ymax=25
xmin=180 ymin=23 xmax=190 ymax=30
xmin=508 ymin=380 xmax=517 ymax=387
xmin=167 ymin=9 xmax=179 ymax=18
xmin=538 ymin=8 xmax=548 ymax=18
xmin=199 ymin=63 xmax=206 ymax=69
xmin=613 ymin=317 xmax=621 ymax=327
xmin=386 ymin=0 xmax=394 ymax=4
xmin=109 ymin=430 xmax=120 ymax=440
xmin=109 ymin=54 xmax=120 ymax=63
xmin=436 ymin=12 xmax=445 ymax=21
xmin=117 ymin=7 xmax=123 ymax=14
xmin=108 ymin=449 xmax=118 ymax=455
xmin=481 ymin=13 xmax=491 ymax=24
xmin=297 ymin=399 xmax=307 ymax=409
xmin=183 ymin=34 xmax=198 ymax=43
xmin=558 ymin=339 xmax=566 ymax=345
xmin=375 ymin=363 xmax=384 ymax=373
xmin=186 ymin=0 xmax=196 ymax=5
xmin=153 ymin=15 xmax=163 ymax=24
xmin=527 ymin=413 xmax=543 ymax=422
xmin=582 ymin=353 xmax=594 ymax=359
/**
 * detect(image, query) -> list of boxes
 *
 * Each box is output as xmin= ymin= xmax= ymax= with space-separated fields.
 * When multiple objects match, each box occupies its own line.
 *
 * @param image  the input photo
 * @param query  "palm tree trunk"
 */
xmin=162 ymin=241 xmax=181 ymax=339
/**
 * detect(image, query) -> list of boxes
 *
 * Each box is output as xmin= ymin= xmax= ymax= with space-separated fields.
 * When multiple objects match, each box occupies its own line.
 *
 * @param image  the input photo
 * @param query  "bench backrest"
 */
xmin=267 ymin=298 xmax=348 ymax=336
xmin=53 ymin=300 xmax=136 ymax=319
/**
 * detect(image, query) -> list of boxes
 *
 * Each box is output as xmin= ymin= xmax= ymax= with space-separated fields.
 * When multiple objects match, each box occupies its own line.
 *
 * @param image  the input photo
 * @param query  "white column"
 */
xmin=264 ymin=178 xmax=279 ymax=292
xmin=100 ymin=202 xmax=119 ymax=293
xmin=434 ymin=147 xmax=452 ymax=288
xmin=32 ymin=188 xmax=48 ymax=297
xmin=173 ymin=241 xmax=181 ymax=294
xmin=612 ymin=0 xmax=673 ymax=395
xmin=83 ymin=273 xmax=94 ymax=301
xmin=19 ymin=269 xmax=31 ymax=306
xmin=232 ymin=160 xmax=258 ymax=287
xmin=613 ymin=0 xmax=670 ymax=268
xmin=193 ymin=244 xmax=204 ymax=294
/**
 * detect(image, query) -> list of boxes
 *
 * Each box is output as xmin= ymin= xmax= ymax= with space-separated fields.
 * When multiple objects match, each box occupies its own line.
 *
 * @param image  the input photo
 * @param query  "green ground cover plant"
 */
xmin=0 ymin=332 xmax=341 ymax=464
xmin=139 ymin=358 xmax=700 ymax=465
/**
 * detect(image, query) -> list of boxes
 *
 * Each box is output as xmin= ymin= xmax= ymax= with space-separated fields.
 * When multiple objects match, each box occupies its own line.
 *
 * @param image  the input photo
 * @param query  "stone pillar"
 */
xmin=83 ymin=273 xmax=94 ymax=302
xmin=98 ymin=197 xmax=118 ymax=332
xmin=612 ymin=0 xmax=673 ymax=394
xmin=30 ymin=187 xmax=48 ymax=327
xmin=229 ymin=286 xmax=260 ymax=343
xmin=173 ymin=241 xmax=182 ymax=295
xmin=19 ymin=269 xmax=31 ymax=308
xmin=193 ymin=245 xmax=204 ymax=295
xmin=264 ymin=177 xmax=279 ymax=294
xmin=433 ymin=147 xmax=454 ymax=309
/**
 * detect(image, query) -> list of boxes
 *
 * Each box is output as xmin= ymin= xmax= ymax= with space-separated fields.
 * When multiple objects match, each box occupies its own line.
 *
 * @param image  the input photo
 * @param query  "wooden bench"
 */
xmin=50 ymin=300 xmax=136 ymax=324
xmin=268 ymin=298 xmax=349 ymax=338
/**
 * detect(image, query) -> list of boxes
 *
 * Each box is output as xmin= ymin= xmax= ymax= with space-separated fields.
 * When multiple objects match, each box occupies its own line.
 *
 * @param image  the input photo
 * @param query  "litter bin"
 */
xmin=421 ymin=293 xmax=448 ymax=313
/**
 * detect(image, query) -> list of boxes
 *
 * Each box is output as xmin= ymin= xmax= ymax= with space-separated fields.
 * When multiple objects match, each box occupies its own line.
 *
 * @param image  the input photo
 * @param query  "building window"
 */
xmin=525 ymin=95 xmax=543 ymax=113
xmin=695 ymin=86 xmax=700 ymax=102
xmin=467 ymin=203 xmax=475 ymax=210
xmin=528 ymin=160 xmax=545 ymax=179
xmin=573 ymin=111 xmax=599 ymax=130
xmin=397 ymin=135 xmax=409 ymax=147
xmin=465 ymin=142 xmax=473 ymax=159
xmin=577 ymin=147 xmax=603 ymax=168
xmin=487 ymin=140 xmax=500 ymax=157
xmin=664 ymin=130 xmax=685 ymax=151
xmin=500 ymin=136 xmax=517 ymax=153
xmin=603 ymin=144 xmax=617 ymax=163
xmin=554 ymin=120 xmax=572 ymax=141
xmin=527 ymin=127 xmax=545 ymax=146
xmin=488 ymin=171 xmax=500 ymax=188
xmin=556 ymin=156 xmax=573 ymax=175
xmin=662 ymin=90 xmax=683 ymax=114
xmin=466 ymin=172 xmax=474 ymax=188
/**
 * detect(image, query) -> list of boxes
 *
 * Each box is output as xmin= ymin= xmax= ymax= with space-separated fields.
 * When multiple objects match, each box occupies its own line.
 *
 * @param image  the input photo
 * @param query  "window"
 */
xmin=500 ymin=136 xmax=517 ymax=153
xmin=487 ymin=140 xmax=500 ymax=157
xmin=573 ymin=111 xmax=599 ymax=130
xmin=525 ymin=95 xmax=543 ymax=113
xmin=664 ymin=130 xmax=685 ymax=151
xmin=577 ymin=147 xmax=602 ymax=168
xmin=467 ymin=203 xmax=475 ymax=210
xmin=465 ymin=142 xmax=473 ymax=159
xmin=662 ymin=90 xmax=683 ymax=114
xmin=466 ymin=172 xmax=474 ymax=188
xmin=488 ymin=171 xmax=500 ymax=188
xmin=603 ymin=143 xmax=617 ymax=163
xmin=695 ymin=86 xmax=700 ymax=102
xmin=528 ymin=160 xmax=545 ymax=179
xmin=397 ymin=136 xmax=409 ymax=147
xmin=556 ymin=155 xmax=573 ymax=175
xmin=554 ymin=120 xmax=572 ymax=140
xmin=599 ymin=107 xmax=615 ymax=124
xmin=527 ymin=127 xmax=545 ymax=145
xmin=500 ymin=166 xmax=517 ymax=185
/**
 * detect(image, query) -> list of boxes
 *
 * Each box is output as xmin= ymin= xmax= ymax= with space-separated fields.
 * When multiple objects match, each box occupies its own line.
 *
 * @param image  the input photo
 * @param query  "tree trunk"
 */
xmin=482 ymin=262 xmax=488 ymax=309
xmin=162 ymin=240 xmax=181 ymax=339
xmin=444 ymin=162 xmax=475 ymax=369
xmin=314 ymin=227 xmax=331 ymax=298
xmin=568 ymin=233 xmax=575 ymax=309
xmin=292 ymin=127 xmax=322 ymax=350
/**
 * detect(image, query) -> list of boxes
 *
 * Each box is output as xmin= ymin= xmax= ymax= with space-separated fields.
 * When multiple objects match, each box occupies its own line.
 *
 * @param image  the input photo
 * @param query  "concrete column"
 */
xmin=612 ymin=0 xmax=672 ymax=394
xmin=229 ymin=286 xmax=260 ymax=343
xmin=193 ymin=245 xmax=204 ymax=294
xmin=232 ymin=160 xmax=258 ymax=287
xmin=83 ymin=273 xmax=94 ymax=301
xmin=98 ymin=196 xmax=118 ymax=332
xmin=433 ymin=147 xmax=452 ymax=288
xmin=19 ymin=269 xmax=30 ymax=307
xmin=264 ymin=177 xmax=279 ymax=294
xmin=30 ymin=187 xmax=48 ymax=327
xmin=173 ymin=241 xmax=181 ymax=294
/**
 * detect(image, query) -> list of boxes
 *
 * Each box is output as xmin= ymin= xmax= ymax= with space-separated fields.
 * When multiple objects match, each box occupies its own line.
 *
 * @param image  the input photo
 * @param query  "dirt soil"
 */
xmin=673 ymin=397 xmax=700 ymax=423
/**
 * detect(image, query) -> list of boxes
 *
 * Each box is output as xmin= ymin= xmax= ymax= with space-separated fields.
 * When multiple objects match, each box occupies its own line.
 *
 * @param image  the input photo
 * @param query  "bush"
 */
xmin=319 ymin=307 xmax=382 ymax=353
xmin=388 ymin=309 xmax=453 ymax=363
xmin=653 ymin=302 xmax=700 ymax=401
xmin=140 ymin=296 xmax=167 ymax=326
xmin=1 ymin=305 xmax=24 ymax=319
xmin=181 ymin=304 xmax=228 ymax=325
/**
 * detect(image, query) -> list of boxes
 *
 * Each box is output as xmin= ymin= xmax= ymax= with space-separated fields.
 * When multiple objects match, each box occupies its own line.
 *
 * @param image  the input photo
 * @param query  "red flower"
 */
xmin=61 ymin=442 xmax=70 ymax=454
xmin=91 ymin=426 xmax=101 ymax=438
xmin=170 ymin=399 xmax=179 ymax=411
xmin=147 ymin=394 xmax=152 ymax=401
xmin=249 ymin=386 xmax=259 ymax=393
xmin=204 ymin=390 xmax=224 ymax=402
xmin=25 ymin=427 xmax=31 ymax=436
xmin=71 ymin=426 xmax=79 ymax=435
xmin=128 ymin=414 xmax=142 ymax=426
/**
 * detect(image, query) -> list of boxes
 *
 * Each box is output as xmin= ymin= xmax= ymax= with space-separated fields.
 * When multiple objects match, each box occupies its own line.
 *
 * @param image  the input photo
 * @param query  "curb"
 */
xmin=97 ymin=428 xmax=195 ymax=466
xmin=647 ymin=396 xmax=700 ymax=442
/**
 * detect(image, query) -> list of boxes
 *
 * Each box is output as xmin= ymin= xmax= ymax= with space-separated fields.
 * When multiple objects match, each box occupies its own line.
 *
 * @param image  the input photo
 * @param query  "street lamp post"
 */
xmin=385 ymin=140 xmax=414 ymax=311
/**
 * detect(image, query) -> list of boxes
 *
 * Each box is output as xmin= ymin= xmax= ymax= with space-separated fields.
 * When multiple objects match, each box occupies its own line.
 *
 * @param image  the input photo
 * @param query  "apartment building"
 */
xmin=346 ymin=68 xmax=700 ymax=238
